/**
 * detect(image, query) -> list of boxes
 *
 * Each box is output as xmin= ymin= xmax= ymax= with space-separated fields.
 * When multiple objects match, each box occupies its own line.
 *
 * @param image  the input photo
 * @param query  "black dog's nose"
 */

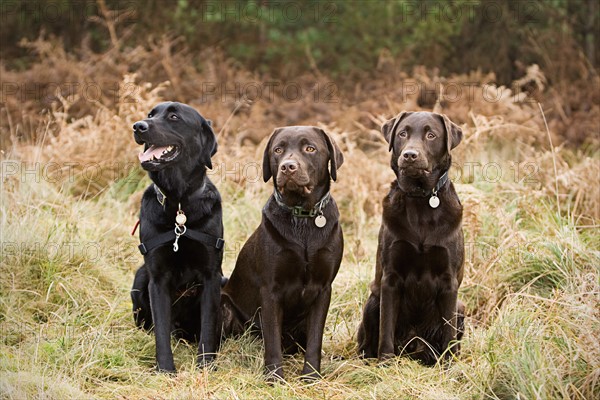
xmin=133 ymin=121 xmax=149 ymax=133
xmin=280 ymin=160 xmax=298 ymax=175
xmin=401 ymin=149 xmax=419 ymax=162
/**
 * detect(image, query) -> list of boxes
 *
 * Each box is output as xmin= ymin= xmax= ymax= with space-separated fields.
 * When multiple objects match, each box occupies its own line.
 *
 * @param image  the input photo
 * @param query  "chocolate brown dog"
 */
xmin=357 ymin=111 xmax=465 ymax=365
xmin=222 ymin=126 xmax=344 ymax=381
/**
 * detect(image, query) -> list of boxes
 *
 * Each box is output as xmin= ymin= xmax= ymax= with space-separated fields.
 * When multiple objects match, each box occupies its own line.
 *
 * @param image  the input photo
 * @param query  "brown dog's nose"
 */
xmin=133 ymin=121 xmax=149 ymax=133
xmin=280 ymin=159 xmax=298 ymax=175
xmin=401 ymin=149 xmax=419 ymax=162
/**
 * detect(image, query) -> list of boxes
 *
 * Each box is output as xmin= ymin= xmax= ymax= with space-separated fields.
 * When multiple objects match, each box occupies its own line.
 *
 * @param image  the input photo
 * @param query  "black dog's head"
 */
xmin=133 ymin=102 xmax=217 ymax=173
xmin=382 ymin=111 xmax=462 ymax=189
xmin=262 ymin=126 xmax=343 ymax=206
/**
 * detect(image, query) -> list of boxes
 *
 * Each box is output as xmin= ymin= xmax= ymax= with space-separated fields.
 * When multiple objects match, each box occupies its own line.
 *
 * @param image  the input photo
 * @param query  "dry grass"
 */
xmin=1 ymin=42 xmax=599 ymax=399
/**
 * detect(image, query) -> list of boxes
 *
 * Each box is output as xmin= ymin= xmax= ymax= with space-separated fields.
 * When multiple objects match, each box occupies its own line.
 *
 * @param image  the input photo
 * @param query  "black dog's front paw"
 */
xmin=197 ymin=353 xmax=217 ymax=369
xmin=156 ymin=365 xmax=177 ymax=374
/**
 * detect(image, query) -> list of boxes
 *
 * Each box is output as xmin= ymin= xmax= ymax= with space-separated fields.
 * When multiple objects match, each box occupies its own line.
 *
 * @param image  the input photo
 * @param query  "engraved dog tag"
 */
xmin=429 ymin=195 xmax=440 ymax=209
xmin=315 ymin=215 xmax=327 ymax=228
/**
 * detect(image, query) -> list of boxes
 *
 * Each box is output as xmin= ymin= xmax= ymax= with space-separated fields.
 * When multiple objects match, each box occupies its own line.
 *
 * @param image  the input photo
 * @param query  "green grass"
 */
xmin=1 ymin=136 xmax=599 ymax=399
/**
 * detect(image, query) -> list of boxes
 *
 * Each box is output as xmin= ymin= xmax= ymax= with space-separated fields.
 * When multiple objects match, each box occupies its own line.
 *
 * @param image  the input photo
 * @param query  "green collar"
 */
xmin=273 ymin=190 xmax=331 ymax=218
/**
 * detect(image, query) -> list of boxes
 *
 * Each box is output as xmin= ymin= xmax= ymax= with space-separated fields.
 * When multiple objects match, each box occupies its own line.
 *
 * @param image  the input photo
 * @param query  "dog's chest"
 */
xmin=383 ymin=242 xmax=456 ymax=325
xmin=388 ymin=239 xmax=450 ymax=270
xmin=273 ymin=245 xmax=334 ymax=309
xmin=386 ymin=240 xmax=457 ymax=297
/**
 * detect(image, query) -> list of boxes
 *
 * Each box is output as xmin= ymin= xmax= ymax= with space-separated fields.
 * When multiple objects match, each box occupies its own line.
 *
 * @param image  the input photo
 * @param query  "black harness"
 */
xmin=138 ymin=229 xmax=224 ymax=255
xmin=137 ymin=184 xmax=225 ymax=255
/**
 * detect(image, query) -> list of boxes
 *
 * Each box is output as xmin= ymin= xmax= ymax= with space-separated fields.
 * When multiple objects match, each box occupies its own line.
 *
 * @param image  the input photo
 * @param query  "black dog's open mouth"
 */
xmin=138 ymin=144 xmax=180 ymax=165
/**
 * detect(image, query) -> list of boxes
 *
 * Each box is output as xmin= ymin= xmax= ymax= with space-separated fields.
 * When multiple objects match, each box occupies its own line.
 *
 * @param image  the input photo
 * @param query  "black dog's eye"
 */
xmin=398 ymin=131 xmax=407 ymax=138
xmin=273 ymin=147 xmax=283 ymax=154
xmin=426 ymin=131 xmax=437 ymax=140
xmin=148 ymin=113 xmax=154 ymax=118
xmin=169 ymin=113 xmax=179 ymax=120
xmin=305 ymin=145 xmax=316 ymax=153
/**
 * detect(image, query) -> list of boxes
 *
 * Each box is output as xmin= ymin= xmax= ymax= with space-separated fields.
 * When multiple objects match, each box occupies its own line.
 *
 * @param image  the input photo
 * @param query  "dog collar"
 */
xmin=402 ymin=170 xmax=449 ymax=209
xmin=273 ymin=190 xmax=331 ymax=227
xmin=153 ymin=182 xmax=206 ymax=208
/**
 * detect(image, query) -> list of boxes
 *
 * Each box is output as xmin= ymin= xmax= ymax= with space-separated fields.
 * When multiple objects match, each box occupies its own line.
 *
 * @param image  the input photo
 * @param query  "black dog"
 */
xmin=130 ymin=102 xmax=224 ymax=373
xmin=221 ymin=126 xmax=344 ymax=381
xmin=357 ymin=111 xmax=465 ymax=365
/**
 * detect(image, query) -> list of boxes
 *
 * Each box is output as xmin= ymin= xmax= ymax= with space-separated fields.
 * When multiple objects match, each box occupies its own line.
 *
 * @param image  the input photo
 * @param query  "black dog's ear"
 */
xmin=200 ymin=119 xmax=217 ymax=169
xmin=435 ymin=113 xmax=463 ymax=152
xmin=381 ymin=111 xmax=412 ymax=152
xmin=314 ymin=127 xmax=344 ymax=182
xmin=262 ymin=128 xmax=284 ymax=182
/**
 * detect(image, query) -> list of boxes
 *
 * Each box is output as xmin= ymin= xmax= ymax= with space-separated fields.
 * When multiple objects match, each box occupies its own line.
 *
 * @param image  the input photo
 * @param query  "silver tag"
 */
xmin=315 ymin=215 xmax=327 ymax=228
xmin=176 ymin=212 xmax=187 ymax=225
xmin=429 ymin=195 xmax=440 ymax=208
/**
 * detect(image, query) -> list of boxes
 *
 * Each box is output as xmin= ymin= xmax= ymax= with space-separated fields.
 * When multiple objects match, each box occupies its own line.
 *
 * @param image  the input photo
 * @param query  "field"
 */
xmin=1 ymin=37 xmax=599 ymax=399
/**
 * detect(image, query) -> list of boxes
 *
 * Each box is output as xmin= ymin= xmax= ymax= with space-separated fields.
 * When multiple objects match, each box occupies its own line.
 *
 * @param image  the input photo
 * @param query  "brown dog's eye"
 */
xmin=427 ymin=132 xmax=436 ymax=140
xmin=274 ymin=147 xmax=283 ymax=154
xmin=305 ymin=145 xmax=316 ymax=153
xmin=398 ymin=131 xmax=407 ymax=138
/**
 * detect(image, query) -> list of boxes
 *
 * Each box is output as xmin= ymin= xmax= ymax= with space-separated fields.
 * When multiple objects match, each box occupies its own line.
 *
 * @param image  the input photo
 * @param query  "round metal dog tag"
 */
xmin=315 ymin=215 xmax=327 ymax=228
xmin=176 ymin=212 xmax=187 ymax=225
xmin=429 ymin=195 xmax=440 ymax=209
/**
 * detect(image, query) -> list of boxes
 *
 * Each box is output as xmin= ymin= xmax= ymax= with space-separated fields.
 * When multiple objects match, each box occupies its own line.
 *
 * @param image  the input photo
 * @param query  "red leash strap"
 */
xmin=131 ymin=219 xmax=140 ymax=236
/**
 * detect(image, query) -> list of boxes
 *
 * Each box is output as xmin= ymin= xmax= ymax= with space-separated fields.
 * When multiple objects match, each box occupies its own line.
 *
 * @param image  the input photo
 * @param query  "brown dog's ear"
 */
xmin=314 ymin=127 xmax=344 ymax=182
xmin=201 ymin=119 xmax=217 ymax=169
xmin=435 ymin=113 xmax=463 ymax=152
xmin=381 ymin=111 xmax=412 ymax=152
xmin=262 ymin=127 xmax=284 ymax=182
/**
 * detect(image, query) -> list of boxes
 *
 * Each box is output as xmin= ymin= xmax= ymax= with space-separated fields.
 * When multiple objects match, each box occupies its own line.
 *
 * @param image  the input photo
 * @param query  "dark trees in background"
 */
xmin=1 ymin=0 xmax=597 ymax=84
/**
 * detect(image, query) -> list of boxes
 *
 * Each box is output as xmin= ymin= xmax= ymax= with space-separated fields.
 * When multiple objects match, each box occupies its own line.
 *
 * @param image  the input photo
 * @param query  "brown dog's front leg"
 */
xmin=148 ymin=277 xmax=176 ymax=373
xmin=301 ymin=286 xmax=332 ymax=380
xmin=260 ymin=287 xmax=284 ymax=381
xmin=439 ymin=292 xmax=459 ymax=362
xmin=378 ymin=274 xmax=400 ymax=360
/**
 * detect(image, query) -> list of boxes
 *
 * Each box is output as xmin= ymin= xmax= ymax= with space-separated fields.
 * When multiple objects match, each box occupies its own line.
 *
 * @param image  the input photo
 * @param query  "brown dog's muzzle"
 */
xmin=276 ymin=158 xmax=311 ymax=194
xmin=398 ymin=147 xmax=430 ymax=175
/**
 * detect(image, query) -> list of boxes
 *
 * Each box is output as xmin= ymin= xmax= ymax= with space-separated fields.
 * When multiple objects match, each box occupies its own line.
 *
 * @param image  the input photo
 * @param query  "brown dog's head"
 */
xmin=262 ymin=126 xmax=343 ymax=205
xmin=381 ymin=111 xmax=462 ymax=189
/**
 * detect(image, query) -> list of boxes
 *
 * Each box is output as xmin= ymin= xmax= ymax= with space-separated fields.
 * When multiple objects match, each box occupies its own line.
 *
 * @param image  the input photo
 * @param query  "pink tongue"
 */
xmin=138 ymin=145 xmax=169 ymax=162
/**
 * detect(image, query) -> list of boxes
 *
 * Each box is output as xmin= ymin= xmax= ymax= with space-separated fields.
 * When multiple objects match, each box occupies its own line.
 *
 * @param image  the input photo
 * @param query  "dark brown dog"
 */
xmin=222 ymin=126 xmax=344 ymax=381
xmin=357 ymin=111 xmax=465 ymax=365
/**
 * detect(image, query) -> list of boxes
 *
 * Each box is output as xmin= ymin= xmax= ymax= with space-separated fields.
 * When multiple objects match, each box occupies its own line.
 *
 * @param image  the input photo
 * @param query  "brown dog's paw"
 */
xmin=300 ymin=370 xmax=322 ymax=382
xmin=265 ymin=365 xmax=285 ymax=383
xmin=378 ymin=352 xmax=396 ymax=362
